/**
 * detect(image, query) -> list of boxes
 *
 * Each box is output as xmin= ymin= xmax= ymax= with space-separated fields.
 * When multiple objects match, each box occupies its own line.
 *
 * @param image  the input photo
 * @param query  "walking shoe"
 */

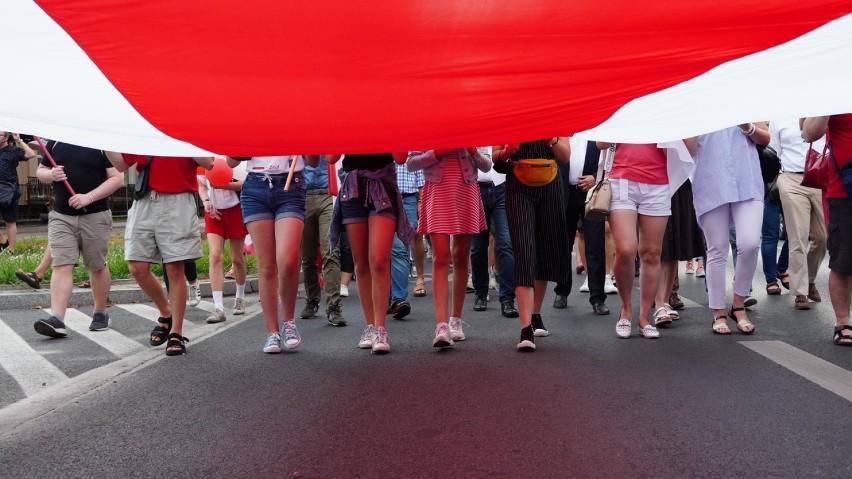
xmin=300 ymin=300 xmax=319 ymax=319
xmin=449 ymin=316 xmax=465 ymax=341
xmin=668 ymin=291 xmax=685 ymax=310
xmin=89 ymin=312 xmax=111 ymax=331
xmin=685 ymin=260 xmax=694 ymax=274
xmin=615 ymin=319 xmax=632 ymax=338
xmin=794 ymin=295 xmax=811 ymax=310
xmin=390 ymin=299 xmax=411 ymax=320
xmin=466 ymin=273 xmax=475 ymax=293
xmin=327 ymin=304 xmax=347 ymax=327
xmin=808 ymin=283 xmax=822 ymax=302
xmin=743 ymin=296 xmax=758 ymax=309
xmin=488 ymin=267 xmax=498 ymax=291
xmin=592 ymin=301 xmax=610 ymax=315
xmin=372 ymin=326 xmax=390 ymax=354
xmin=695 ymin=265 xmax=705 ymax=277
xmin=517 ymin=325 xmax=535 ymax=351
xmin=187 ymin=282 xmax=201 ymax=307
xmin=34 ymin=316 xmax=68 ymax=338
xmin=531 ymin=313 xmax=548 ymax=337
xmin=233 ymin=297 xmax=246 ymax=315
xmin=206 ymin=308 xmax=226 ymax=324
xmin=280 ymin=320 xmax=301 ymax=349
xmin=553 ymin=295 xmax=567 ymax=309
xmin=263 ymin=332 xmax=282 ymax=354
xmin=358 ymin=324 xmax=376 ymax=349
xmin=637 ymin=324 xmax=661 ymax=339
xmin=604 ymin=275 xmax=618 ymax=294
xmin=501 ymin=300 xmax=519 ymax=318
xmin=473 ymin=294 xmax=487 ymax=311
xmin=15 ymin=270 xmax=41 ymax=289
xmin=579 ymin=278 xmax=590 ymax=293
xmin=433 ymin=322 xmax=454 ymax=348
xmin=340 ymin=284 xmax=349 ymax=297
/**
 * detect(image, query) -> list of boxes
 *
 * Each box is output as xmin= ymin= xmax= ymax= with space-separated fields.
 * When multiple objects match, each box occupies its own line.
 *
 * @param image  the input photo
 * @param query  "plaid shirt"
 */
xmin=395 ymin=163 xmax=424 ymax=194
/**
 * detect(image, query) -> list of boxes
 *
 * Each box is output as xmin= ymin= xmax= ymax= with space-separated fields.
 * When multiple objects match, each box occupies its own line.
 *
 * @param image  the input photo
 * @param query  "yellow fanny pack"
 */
xmin=512 ymin=159 xmax=558 ymax=187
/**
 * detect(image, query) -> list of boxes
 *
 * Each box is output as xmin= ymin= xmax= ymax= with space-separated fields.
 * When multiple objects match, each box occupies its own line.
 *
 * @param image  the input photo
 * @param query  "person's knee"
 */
xmin=369 ymin=254 xmax=390 ymax=276
xmin=209 ymin=250 xmax=224 ymax=266
xmin=128 ymin=262 xmax=149 ymax=279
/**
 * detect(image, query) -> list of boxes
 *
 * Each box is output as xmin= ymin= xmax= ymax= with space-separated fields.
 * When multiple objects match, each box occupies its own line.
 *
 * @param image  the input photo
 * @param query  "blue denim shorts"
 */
xmin=340 ymin=178 xmax=398 ymax=224
xmin=240 ymin=172 xmax=307 ymax=223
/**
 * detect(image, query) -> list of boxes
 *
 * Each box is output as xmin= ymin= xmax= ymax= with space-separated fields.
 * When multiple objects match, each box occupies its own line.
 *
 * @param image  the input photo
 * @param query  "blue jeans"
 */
xmin=390 ymin=194 xmax=419 ymax=302
xmin=761 ymin=198 xmax=790 ymax=284
xmin=471 ymin=184 xmax=515 ymax=302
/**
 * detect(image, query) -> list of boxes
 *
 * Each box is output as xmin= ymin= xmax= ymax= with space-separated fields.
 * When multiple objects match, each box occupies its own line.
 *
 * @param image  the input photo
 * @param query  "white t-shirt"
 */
xmin=198 ymin=175 xmax=240 ymax=210
xmin=246 ymin=155 xmax=303 ymax=174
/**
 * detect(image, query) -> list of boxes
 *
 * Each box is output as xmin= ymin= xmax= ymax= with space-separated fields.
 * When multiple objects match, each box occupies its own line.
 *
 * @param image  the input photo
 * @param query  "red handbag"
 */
xmin=801 ymin=141 xmax=830 ymax=189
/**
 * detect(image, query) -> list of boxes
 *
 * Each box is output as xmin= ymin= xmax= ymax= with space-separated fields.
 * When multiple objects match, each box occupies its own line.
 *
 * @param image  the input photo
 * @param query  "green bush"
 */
xmin=0 ymin=236 xmax=256 ymax=285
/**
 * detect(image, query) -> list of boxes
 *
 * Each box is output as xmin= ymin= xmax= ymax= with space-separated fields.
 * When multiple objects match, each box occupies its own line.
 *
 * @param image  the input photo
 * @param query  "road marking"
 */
xmin=112 ymin=303 xmax=200 ymax=335
xmin=0 ymin=318 xmax=69 ymax=396
xmin=741 ymin=341 xmax=852 ymax=403
xmin=194 ymin=300 xmax=216 ymax=313
xmin=45 ymin=309 xmax=146 ymax=358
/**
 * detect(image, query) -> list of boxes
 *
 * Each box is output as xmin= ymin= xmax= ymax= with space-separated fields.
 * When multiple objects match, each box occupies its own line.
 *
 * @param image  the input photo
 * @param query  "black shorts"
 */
xmin=827 ymin=197 xmax=852 ymax=276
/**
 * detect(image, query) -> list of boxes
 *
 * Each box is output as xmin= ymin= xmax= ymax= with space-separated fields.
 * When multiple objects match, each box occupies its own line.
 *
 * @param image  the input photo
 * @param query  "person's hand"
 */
xmin=204 ymin=200 xmax=220 ymax=220
xmin=10 ymin=133 xmax=21 ymax=142
xmin=49 ymin=165 xmax=67 ymax=183
xmin=577 ymin=175 xmax=597 ymax=192
xmin=68 ymin=193 xmax=95 ymax=210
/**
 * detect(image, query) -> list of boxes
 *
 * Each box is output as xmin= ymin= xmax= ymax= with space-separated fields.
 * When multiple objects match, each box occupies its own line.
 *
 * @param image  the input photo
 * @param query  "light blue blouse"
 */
xmin=691 ymin=127 xmax=764 ymax=217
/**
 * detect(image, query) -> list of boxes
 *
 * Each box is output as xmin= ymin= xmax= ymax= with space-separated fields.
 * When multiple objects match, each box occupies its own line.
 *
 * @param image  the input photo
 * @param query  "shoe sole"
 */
xmin=328 ymin=319 xmax=348 ymax=327
xmin=233 ymin=310 xmax=245 ymax=315
xmin=502 ymin=312 xmax=519 ymax=318
xmin=358 ymin=342 xmax=372 ymax=349
xmin=283 ymin=340 xmax=301 ymax=350
xmin=263 ymin=347 xmax=282 ymax=354
xmin=553 ymin=303 xmax=567 ymax=309
xmin=300 ymin=312 xmax=318 ymax=319
xmin=206 ymin=317 xmax=226 ymax=324
xmin=743 ymin=298 xmax=758 ymax=308
xmin=433 ymin=338 xmax=453 ymax=348
xmin=451 ymin=334 xmax=465 ymax=341
xmin=533 ymin=329 xmax=549 ymax=337
xmin=517 ymin=341 xmax=535 ymax=351
xmin=392 ymin=304 xmax=411 ymax=320
xmin=34 ymin=321 xmax=68 ymax=338
xmin=372 ymin=348 xmax=390 ymax=354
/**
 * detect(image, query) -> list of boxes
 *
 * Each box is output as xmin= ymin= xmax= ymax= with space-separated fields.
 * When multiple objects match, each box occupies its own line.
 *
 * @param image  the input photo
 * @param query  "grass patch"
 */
xmin=0 ymin=235 xmax=256 ymax=285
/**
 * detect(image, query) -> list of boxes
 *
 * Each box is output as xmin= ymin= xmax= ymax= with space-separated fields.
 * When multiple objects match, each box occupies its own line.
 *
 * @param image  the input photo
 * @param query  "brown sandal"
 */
xmin=778 ymin=272 xmax=790 ymax=290
xmin=766 ymin=282 xmax=782 ymax=295
xmin=413 ymin=279 xmax=426 ymax=297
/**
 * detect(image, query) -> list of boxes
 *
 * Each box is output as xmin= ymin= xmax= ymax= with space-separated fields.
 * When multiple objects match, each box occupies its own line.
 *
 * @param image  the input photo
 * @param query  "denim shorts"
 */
xmin=340 ymin=178 xmax=398 ymax=224
xmin=240 ymin=172 xmax=307 ymax=223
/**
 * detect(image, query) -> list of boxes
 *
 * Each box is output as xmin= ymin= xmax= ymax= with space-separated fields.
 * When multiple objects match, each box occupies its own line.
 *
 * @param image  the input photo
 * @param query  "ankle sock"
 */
xmin=212 ymin=291 xmax=224 ymax=310
xmin=235 ymin=283 xmax=245 ymax=299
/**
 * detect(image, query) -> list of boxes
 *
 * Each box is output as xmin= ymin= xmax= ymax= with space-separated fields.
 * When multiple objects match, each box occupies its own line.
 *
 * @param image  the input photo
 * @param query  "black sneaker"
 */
xmin=326 ymin=304 xmax=347 ymax=327
xmin=391 ymin=299 xmax=411 ymax=320
xmin=89 ymin=312 xmax=111 ymax=331
xmin=531 ymin=313 xmax=549 ymax=337
xmin=501 ymin=300 xmax=519 ymax=318
xmin=34 ymin=316 xmax=68 ymax=338
xmin=473 ymin=294 xmax=487 ymax=311
xmin=553 ymin=295 xmax=567 ymax=309
xmin=517 ymin=325 xmax=535 ymax=351
xmin=300 ymin=300 xmax=319 ymax=319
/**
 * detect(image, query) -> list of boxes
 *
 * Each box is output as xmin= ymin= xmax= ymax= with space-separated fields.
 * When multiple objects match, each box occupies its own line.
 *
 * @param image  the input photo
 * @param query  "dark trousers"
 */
xmin=554 ymin=186 xmax=606 ymax=305
xmin=471 ymin=183 xmax=515 ymax=302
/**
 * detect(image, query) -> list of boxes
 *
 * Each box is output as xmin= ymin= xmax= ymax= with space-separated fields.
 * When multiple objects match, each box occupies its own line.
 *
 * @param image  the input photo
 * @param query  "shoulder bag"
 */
xmin=134 ymin=156 xmax=154 ymax=200
xmin=801 ymin=141 xmax=830 ymax=189
xmin=584 ymin=145 xmax=615 ymax=221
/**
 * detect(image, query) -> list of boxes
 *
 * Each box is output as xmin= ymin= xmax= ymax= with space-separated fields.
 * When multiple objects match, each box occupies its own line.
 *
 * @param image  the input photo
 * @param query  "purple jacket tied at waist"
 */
xmin=328 ymin=163 xmax=415 ymax=246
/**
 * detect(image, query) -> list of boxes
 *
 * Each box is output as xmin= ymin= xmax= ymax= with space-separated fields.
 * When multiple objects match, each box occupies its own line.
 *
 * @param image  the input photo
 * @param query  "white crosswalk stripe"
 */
xmin=45 ymin=309 xmax=146 ymax=357
xmin=0 ymin=318 xmax=69 ymax=396
xmin=112 ymin=303 xmax=200 ymax=335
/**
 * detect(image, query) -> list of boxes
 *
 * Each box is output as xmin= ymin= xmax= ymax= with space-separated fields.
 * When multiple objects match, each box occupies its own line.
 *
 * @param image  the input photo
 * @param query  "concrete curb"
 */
xmin=0 ymin=278 xmax=261 ymax=310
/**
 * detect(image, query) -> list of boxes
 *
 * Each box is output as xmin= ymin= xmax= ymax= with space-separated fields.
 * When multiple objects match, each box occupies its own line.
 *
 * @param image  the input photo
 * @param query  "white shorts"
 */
xmin=609 ymin=178 xmax=671 ymax=216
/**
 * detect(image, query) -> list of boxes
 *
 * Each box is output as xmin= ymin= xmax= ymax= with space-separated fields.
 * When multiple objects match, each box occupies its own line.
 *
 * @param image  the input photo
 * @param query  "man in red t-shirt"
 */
xmin=109 ymin=154 xmax=214 ymax=355
xmin=802 ymin=114 xmax=852 ymax=346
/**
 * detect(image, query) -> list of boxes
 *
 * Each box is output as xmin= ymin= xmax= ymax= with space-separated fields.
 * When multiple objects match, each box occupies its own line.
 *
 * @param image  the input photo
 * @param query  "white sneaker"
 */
xmin=449 ymin=316 xmax=465 ymax=341
xmin=488 ymin=266 xmax=498 ymax=291
xmin=579 ymin=278 xmax=590 ymax=293
xmin=206 ymin=308 xmax=226 ymax=324
xmin=358 ymin=324 xmax=375 ymax=349
xmin=616 ymin=319 xmax=632 ymax=338
xmin=433 ymin=322 xmax=454 ymax=348
xmin=263 ymin=332 xmax=282 ymax=354
xmin=604 ymin=275 xmax=618 ymax=294
xmin=187 ymin=282 xmax=201 ymax=307
xmin=637 ymin=324 xmax=660 ymax=339
xmin=340 ymin=284 xmax=349 ymax=297
xmin=372 ymin=327 xmax=390 ymax=354
xmin=685 ymin=260 xmax=695 ymax=274
xmin=280 ymin=320 xmax=301 ymax=350
xmin=232 ymin=297 xmax=246 ymax=315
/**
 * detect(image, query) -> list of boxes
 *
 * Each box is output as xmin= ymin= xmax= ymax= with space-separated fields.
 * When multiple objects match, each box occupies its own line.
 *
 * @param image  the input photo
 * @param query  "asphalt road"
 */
xmin=0 ymin=262 xmax=850 ymax=478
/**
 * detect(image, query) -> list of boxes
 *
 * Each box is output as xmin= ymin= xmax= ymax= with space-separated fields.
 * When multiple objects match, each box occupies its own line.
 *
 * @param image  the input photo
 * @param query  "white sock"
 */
xmin=212 ymin=291 xmax=224 ymax=310
xmin=235 ymin=283 xmax=246 ymax=299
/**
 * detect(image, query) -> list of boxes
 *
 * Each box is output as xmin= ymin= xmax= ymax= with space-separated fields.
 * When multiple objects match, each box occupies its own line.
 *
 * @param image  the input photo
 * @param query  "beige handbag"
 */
xmin=584 ymin=145 xmax=615 ymax=221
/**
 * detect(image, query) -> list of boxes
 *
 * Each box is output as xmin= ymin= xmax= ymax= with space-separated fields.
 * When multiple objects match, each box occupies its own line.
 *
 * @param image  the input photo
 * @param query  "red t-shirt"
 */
xmin=608 ymin=143 xmax=668 ymax=185
xmin=123 ymin=155 xmax=198 ymax=193
xmin=827 ymin=114 xmax=852 ymax=199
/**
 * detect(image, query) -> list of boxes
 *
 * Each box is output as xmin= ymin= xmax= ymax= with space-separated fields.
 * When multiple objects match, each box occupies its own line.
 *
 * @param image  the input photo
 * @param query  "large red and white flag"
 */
xmin=1 ymin=1 xmax=851 ymax=155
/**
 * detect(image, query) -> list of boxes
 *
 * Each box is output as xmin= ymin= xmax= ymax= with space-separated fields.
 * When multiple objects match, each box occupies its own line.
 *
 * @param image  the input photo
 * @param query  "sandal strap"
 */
xmin=166 ymin=332 xmax=189 ymax=343
xmin=730 ymin=307 xmax=745 ymax=312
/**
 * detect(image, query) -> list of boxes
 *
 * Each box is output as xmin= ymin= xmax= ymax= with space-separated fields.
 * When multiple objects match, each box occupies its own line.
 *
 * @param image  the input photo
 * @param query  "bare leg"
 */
xmin=208 ymin=233 xmax=226 ymax=293
xmin=275 ymin=218 xmax=304 ymax=322
xmin=636 ymin=215 xmax=668 ymax=328
xmin=515 ymin=285 xmax=534 ymax=328
xmin=48 ymin=264 xmax=74 ymax=318
xmin=367 ymin=216 xmax=396 ymax=329
xmin=609 ymin=210 xmax=639 ymax=321
xmin=655 ymin=260 xmax=678 ymax=309
xmin=829 ymin=270 xmax=852 ymax=335
xmin=347 ymin=222 xmax=373 ymax=325
xmin=412 ymin=233 xmax=426 ymax=285
xmin=164 ymin=262 xmax=187 ymax=336
xmin=451 ymin=234 xmax=472 ymax=318
xmin=35 ymin=248 xmax=52 ymax=279
xmin=605 ymin=221 xmax=616 ymax=275
xmin=5 ymin=222 xmax=17 ymax=252
xmin=246 ymin=220 xmax=278 ymax=333
xmin=129 ymin=260 xmax=170 ymax=317
xmin=89 ymin=265 xmax=110 ymax=312
xmin=431 ymin=233 xmax=451 ymax=324
xmin=576 ymin=230 xmax=587 ymax=270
